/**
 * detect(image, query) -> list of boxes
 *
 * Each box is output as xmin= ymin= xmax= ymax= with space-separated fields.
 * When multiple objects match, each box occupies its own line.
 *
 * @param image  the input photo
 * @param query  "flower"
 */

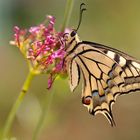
xmin=11 ymin=15 xmax=67 ymax=89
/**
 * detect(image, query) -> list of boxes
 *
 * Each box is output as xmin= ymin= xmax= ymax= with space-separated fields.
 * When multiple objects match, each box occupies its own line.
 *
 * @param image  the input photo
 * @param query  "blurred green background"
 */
xmin=1 ymin=0 xmax=140 ymax=140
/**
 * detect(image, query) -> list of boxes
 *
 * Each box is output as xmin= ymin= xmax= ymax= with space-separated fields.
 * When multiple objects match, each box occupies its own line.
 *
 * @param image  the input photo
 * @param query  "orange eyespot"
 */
xmin=82 ymin=96 xmax=92 ymax=105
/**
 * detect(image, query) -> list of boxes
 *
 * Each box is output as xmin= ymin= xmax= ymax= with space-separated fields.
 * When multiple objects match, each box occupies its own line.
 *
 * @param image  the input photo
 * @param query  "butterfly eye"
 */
xmin=70 ymin=30 xmax=76 ymax=37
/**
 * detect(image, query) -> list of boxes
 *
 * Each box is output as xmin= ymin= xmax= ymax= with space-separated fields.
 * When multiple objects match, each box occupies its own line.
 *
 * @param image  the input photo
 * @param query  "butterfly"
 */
xmin=63 ymin=3 xmax=140 ymax=126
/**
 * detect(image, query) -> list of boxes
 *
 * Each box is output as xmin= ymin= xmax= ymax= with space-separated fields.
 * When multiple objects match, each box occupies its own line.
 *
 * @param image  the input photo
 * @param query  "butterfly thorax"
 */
xmin=64 ymin=31 xmax=82 ymax=70
xmin=65 ymin=30 xmax=81 ymax=54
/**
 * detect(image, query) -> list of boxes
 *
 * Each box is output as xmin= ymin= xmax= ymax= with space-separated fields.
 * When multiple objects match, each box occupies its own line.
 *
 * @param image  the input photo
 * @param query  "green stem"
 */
xmin=32 ymin=1 xmax=74 ymax=140
xmin=2 ymin=71 xmax=34 ymax=139
xmin=61 ymin=0 xmax=74 ymax=32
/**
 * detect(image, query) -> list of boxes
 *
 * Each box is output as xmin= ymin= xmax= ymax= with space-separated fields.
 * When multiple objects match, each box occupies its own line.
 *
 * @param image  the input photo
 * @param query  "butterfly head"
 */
xmin=63 ymin=29 xmax=80 ymax=46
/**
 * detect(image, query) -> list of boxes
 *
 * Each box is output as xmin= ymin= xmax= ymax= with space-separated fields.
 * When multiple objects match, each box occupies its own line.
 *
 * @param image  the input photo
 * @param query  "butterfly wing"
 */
xmin=83 ymin=41 xmax=140 ymax=95
xmin=66 ymin=42 xmax=140 ymax=126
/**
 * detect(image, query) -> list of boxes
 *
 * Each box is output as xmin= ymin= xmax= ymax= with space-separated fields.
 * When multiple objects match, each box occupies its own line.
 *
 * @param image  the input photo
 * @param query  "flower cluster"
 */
xmin=11 ymin=15 xmax=67 ymax=89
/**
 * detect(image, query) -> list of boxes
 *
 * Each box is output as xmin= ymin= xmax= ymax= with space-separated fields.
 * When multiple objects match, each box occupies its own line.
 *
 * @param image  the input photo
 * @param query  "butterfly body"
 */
xmin=64 ymin=30 xmax=140 ymax=126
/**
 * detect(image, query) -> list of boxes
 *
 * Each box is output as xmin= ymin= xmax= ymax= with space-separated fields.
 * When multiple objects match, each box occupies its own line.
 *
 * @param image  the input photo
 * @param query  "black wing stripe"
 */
xmin=78 ymin=56 xmax=100 ymax=80
xmin=69 ymin=59 xmax=73 ymax=86
xmin=97 ymin=80 xmax=105 ymax=97
xmin=81 ymin=67 xmax=86 ymax=91
xmin=120 ymin=88 xmax=140 ymax=95
xmin=76 ymin=62 xmax=81 ymax=87
xmin=82 ymin=55 xmax=110 ymax=68
xmin=89 ymin=75 xmax=92 ymax=92
xmin=82 ymin=56 xmax=112 ymax=78
xmin=104 ymin=112 xmax=115 ymax=127
xmin=131 ymin=63 xmax=140 ymax=75
xmin=114 ymin=53 xmax=120 ymax=63
xmin=69 ymin=60 xmax=81 ymax=91
xmin=129 ymin=63 xmax=139 ymax=76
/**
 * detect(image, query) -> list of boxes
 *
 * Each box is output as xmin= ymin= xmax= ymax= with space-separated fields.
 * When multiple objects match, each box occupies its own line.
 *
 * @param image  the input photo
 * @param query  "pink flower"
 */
xmin=12 ymin=15 xmax=67 ymax=89
xmin=29 ymin=26 xmax=41 ymax=34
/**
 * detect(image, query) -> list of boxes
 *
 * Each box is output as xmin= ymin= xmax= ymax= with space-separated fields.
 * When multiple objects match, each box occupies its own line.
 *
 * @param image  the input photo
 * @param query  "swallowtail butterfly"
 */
xmin=64 ymin=3 xmax=140 ymax=126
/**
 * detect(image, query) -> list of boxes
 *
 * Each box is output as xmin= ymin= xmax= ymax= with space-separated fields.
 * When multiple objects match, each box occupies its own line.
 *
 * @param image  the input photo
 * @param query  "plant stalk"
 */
xmin=2 ymin=71 xmax=34 ymax=139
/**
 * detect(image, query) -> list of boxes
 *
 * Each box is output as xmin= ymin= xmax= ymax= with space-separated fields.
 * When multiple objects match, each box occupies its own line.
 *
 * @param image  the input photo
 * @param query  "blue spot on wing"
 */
xmin=92 ymin=90 xmax=98 ymax=96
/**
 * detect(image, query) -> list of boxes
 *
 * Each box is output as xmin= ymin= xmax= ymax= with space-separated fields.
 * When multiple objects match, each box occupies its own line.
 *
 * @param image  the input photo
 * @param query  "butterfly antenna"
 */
xmin=76 ymin=3 xmax=87 ymax=31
